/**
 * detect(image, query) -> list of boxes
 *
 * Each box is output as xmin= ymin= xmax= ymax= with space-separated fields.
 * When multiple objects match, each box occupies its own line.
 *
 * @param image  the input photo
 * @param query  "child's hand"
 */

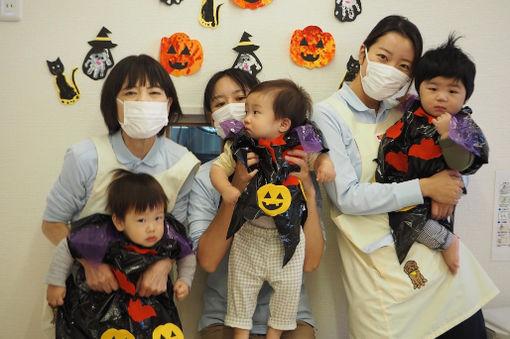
xmin=432 ymin=113 xmax=452 ymax=139
xmin=222 ymin=185 xmax=241 ymax=205
xmin=315 ymin=158 xmax=336 ymax=183
xmin=173 ymin=280 xmax=190 ymax=301
xmin=47 ymin=285 xmax=66 ymax=307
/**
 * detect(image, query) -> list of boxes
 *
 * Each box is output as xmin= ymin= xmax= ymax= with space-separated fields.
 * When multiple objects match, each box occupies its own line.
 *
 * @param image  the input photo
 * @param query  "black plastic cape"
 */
xmin=226 ymin=125 xmax=326 ymax=266
xmin=375 ymin=100 xmax=489 ymax=263
xmin=55 ymin=213 xmax=188 ymax=339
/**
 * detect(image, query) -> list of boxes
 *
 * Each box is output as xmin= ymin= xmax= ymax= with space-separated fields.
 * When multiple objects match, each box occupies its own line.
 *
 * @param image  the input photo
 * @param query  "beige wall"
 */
xmin=1 ymin=1 xmax=509 ymax=337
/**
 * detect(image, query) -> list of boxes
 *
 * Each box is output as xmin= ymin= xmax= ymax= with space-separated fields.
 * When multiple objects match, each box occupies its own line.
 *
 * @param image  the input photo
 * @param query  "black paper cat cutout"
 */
xmin=338 ymin=55 xmax=359 ymax=89
xmin=47 ymin=58 xmax=80 ymax=105
xmin=199 ymin=0 xmax=222 ymax=28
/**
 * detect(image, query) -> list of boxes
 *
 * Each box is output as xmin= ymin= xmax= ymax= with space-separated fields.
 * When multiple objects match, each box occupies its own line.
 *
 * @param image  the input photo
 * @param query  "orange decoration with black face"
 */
xmin=160 ymin=33 xmax=203 ymax=76
xmin=232 ymin=0 xmax=273 ymax=9
xmin=290 ymin=26 xmax=335 ymax=69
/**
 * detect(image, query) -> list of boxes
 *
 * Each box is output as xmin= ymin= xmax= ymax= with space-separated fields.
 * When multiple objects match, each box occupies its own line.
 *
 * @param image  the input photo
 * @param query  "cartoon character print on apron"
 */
xmin=324 ymin=97 xmax=498 ymax=338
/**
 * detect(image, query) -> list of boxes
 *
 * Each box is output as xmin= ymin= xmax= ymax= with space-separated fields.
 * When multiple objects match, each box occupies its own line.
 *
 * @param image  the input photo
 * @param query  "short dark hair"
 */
xmin=248 ymin=79 xmax=311 ymax=130
xmin=100 ymin=54 xmax=182 ymax=135
xmin=414 ymin=34 xmax=476 ymax=101
xmin=203 ymin=68 xmax=260 ymax=123
xmin=363 ymin=15 xmax=423 ymax=75
xmin=106 ymin=169 xmax=168 ymax=220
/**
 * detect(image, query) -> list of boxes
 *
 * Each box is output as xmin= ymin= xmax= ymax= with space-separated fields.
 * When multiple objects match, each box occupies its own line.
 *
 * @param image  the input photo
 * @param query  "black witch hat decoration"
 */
xmin=82 ymin=27 xmax=117 ymax=80
xmin=232 ymin=32 xmax=263 ymax=77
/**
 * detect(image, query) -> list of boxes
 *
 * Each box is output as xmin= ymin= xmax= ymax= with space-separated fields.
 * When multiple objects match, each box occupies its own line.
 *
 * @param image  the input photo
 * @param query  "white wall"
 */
xmin=1 ymin=1 xmax=509 ymax=338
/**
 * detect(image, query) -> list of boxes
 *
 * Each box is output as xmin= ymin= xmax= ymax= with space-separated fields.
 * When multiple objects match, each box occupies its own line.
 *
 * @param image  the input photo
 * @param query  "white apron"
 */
xmin=325 ymin=98 xmax=498 ymax=339
xmin=42 ymin=135 xmax=200 ymax=337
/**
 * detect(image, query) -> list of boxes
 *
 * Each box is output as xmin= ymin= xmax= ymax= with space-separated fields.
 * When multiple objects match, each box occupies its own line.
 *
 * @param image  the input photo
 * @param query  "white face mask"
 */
xmin=361 ymin=48 xmax=411 ymax=101
xmin=211 ymin=103 xmax=246 ymax=138
xmin=117 ymin=98 xmax=169 ymax=139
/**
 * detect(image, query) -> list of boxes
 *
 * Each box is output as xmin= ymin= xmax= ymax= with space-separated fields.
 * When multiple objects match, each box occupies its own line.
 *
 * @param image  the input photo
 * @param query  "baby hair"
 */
xmin=248 ymin=79 xmax=312 ymax=130
xmin=106 ymin=169 xmax=169 ymax=220
xmin=414 ymin=34 xmax=476 ymax=101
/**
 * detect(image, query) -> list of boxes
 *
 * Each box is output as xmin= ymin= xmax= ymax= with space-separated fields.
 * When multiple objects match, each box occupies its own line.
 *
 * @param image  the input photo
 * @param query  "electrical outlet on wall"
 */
xmin=0 ymin=0 xmax=22 ymax=21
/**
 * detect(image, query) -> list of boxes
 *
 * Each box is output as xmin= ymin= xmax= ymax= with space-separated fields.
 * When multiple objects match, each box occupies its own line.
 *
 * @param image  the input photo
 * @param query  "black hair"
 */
xmin=100 ymin=54 xmax=182 ymax=135
xmin=106 ymin=169 xmax=168 ymax=220
xmin=363 ymin=15 xmax=423 ymax=75
xmin=203 ymin=68 xmax=260 ymax=123
xmin=248 ymin=79 xmax=311 ymax=131
xmin=414 ymin=34 xmax=476 ymax=101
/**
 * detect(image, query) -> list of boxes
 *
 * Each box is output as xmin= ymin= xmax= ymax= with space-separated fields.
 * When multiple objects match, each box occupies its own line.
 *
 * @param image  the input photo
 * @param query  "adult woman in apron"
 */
xmin=312 ymin=16 xmax=498 ymax=339
xmin=41 ymin=55 xmax=200 ymax=335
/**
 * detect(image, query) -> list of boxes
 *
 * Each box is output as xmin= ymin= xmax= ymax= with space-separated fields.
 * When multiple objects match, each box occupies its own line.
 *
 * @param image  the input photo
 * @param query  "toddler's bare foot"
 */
xmin=442 ymin=235 xmax=460 ymax=274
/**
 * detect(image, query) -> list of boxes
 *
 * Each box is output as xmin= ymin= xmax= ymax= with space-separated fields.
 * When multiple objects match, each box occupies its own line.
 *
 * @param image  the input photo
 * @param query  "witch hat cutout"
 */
xmin=82 ymin=27 xmax=117 ymax=80
xmin=232 ymin=32 xmax=263 ymax=76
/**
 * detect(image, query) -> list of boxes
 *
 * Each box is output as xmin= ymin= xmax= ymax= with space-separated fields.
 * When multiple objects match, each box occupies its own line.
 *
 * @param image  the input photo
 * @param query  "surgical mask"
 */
xmin=361 ymin=48 xmax=411 ymax=101
xmin=117 ymin=98 xmax=169 ymax=139
xmin=211 ymin=103 xmax=246 ymax=138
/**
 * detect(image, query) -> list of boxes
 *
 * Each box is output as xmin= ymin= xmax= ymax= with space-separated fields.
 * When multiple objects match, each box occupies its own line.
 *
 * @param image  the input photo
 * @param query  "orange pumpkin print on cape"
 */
xmin=160 ymin=33 xmax=203 ymax=76
xmin=290 ymin=26 xmax=335 ymax=69
xmin=232 ymin=0 xmax=273 ymax=9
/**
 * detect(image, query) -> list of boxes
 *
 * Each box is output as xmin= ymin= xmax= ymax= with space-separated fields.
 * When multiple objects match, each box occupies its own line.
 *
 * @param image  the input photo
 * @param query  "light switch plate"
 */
xmin=0 ymin=0 xmax=22 ymax=22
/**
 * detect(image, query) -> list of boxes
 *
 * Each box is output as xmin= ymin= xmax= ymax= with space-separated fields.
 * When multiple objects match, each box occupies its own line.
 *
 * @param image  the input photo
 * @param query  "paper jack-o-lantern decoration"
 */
xmin=257 ymin=184 xmax=291 ymax=216
xmin=232 ymin=0 xmax=272 ymax=9
xmin=100 ymin=328 xmax=135 ymax=339
xmin=290 ymin=26 xmax=335 ymax=69
xmin=152 ymin=323 xmax=184 ymax=339
xmin=160 ymin=33 xmax=203 ymax=76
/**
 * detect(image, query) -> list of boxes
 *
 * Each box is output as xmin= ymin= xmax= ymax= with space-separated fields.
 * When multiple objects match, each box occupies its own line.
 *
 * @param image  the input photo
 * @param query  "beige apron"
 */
xmin=42 ymin=135 xmax=200 ymax=337
xmin=325 ymin=98 xmax=498 ymax=339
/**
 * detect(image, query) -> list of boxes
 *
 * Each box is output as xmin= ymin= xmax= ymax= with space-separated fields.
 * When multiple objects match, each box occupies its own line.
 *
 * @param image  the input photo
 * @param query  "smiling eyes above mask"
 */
xmin=361 ymin=49 xmax=411 ymax=101
xmin=211 ymin=102 xmax=246 ymax=139
xmin=117 ymin=98 xmax=169 ymax=139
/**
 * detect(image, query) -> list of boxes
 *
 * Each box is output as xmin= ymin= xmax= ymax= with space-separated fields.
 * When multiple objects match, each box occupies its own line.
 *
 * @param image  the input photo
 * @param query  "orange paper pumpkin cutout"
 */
xmin=160 ymin=33 xmax=203 ymax=77
xmin=290 ymin=26 xmax=335 ymax=69
xmin=232 ymin=0 xmax=273 ymax=9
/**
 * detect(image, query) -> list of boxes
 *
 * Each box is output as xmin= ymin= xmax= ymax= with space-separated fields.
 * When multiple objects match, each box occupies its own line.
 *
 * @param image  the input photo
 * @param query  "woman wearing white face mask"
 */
xmin=312 ymin=15 xmax=496 ymax=339
xmin=41 ymin=54 xmax=200 ymax=325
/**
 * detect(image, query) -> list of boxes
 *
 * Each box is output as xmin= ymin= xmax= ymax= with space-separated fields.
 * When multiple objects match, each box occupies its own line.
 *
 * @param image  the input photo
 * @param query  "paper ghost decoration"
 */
xmin=334 ymin=0 xmax=362 ymax=22
xmin=82 ymin=27 xmax=117 ymax=80
xmin=47 ymin=58 xmax=80 ymax=105
xmin=232 ymin=0 xmax=273 ymax=9
xmin=199 ymin=0 xmax=223 ymax=28
xmin=160 ymin=0 xmax=184 ymax=5
xmin=160 ymin=33 xmax=204 ymax=76
xmin=232 ymin=32 xmax=263 ymax=76
xmin=290 ymin=26 xmax=336 ymax=69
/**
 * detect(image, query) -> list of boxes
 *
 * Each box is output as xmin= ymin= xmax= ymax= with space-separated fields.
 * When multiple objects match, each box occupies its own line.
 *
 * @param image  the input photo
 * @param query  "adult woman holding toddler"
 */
xmin=312 ymin=15 xmax=497 ymax=338
xmin=42 ymin=54 xmax=199 ymax=299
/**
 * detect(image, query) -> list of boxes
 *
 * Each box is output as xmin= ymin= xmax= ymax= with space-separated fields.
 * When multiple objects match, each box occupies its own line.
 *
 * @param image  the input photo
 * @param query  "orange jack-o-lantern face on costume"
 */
xmin=160 ymin=33 xmax=203 ymax=77
xmin=232 ymin=0 xmax=273 ymax=9
xmin=152 ymin=323 xmax=184 ymax=339
xmin=100 ymin=328 xmax=135 ymax=339
xmin=257 ymin=184 xmax=291 ymax=216
xmin=290 ymin=26 xmax=335 ymax=69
